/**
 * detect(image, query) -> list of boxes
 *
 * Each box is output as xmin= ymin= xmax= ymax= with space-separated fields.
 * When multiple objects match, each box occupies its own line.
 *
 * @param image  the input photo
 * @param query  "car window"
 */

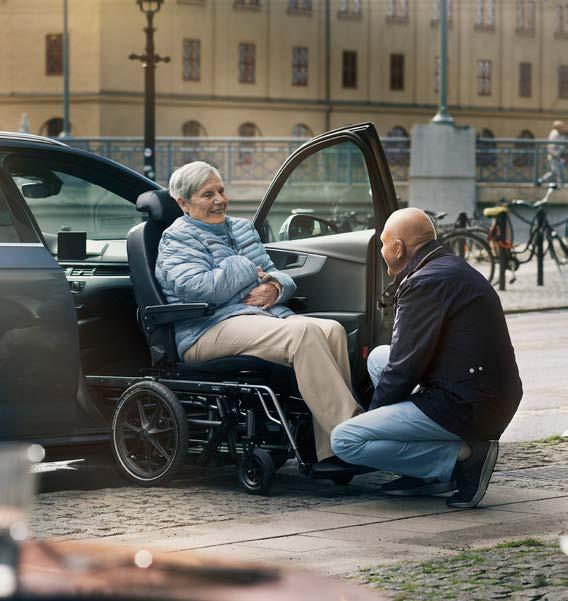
xmin=262 ymin=141 xmax=374 ymax=243
xmin=6 ymin=156 xmax=143 ymax=244
xmin=0 ymin=193 xmax=19 ymax=243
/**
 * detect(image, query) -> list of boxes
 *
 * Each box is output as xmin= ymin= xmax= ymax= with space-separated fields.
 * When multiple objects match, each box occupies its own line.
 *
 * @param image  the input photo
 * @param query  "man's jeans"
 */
xmin=331 ymin=345 xmax=461 ymax=482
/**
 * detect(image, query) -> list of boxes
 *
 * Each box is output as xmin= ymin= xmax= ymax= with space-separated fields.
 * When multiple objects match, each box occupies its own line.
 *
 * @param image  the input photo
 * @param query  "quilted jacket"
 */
xmin=155 ymin=215 xmax=297 ymax=360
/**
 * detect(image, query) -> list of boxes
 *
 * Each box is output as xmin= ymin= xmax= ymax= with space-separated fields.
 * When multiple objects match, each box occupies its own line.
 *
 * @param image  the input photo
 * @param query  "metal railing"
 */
xmin=476 ymin=137 xmax=567 ymax=184
xmin=60 ymin=136 xmax=410 ymax=186
xmin=59 ymin=135 xmax=565 ymax=186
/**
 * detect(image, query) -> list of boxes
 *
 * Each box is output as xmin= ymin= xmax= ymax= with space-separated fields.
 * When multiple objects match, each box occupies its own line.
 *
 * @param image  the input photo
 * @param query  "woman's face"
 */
xmin=181 ymin=174 xmax=228 ymax=224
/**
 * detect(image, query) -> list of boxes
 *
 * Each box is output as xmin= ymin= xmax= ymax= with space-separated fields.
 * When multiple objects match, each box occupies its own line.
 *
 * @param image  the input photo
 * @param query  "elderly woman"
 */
xmin=155 ymin=161 xmax=362 ymax=463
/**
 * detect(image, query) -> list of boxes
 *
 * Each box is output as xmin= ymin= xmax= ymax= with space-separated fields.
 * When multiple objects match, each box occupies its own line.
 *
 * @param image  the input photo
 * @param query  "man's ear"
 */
xmin=395 ymin=238 xmax=405 ymax=260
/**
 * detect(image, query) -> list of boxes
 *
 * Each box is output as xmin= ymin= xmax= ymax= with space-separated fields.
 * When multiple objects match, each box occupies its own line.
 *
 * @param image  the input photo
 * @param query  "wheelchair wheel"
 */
xmin=111 ymin=380 xmax=188 ymax=486
xmin=331 ymin=473 xmax=354 ymax=486
xmin=239 ymin=448 xmax=275 ymax=495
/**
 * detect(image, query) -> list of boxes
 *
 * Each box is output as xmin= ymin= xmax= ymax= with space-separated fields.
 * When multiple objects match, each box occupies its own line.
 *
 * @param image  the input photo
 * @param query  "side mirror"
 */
xmin=278 ymin=214 xmax=339 ymax=241
xmin=21 ymin=183 xmax=53 ymax=199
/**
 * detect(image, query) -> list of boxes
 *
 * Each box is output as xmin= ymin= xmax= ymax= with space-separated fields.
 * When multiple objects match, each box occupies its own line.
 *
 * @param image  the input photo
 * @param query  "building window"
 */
xmin=559 ymin=65 xmax=568 ymax=98
xmin=390 ymin=53 xmax=405 ymax=91
xmin=234 ymin=0 xmax=260 ymax=8
xmin=556 ymin=4 xmax=568 ymax=36
xmin=519 ymin=62 xmax=532 ymax=98
xmin=238 ymin=122 xmax=260 ymax=166
xmin=46 ymin=34 xmax=63 ymax=76
xmin=292 ymin=47 xmax=308 ymax=86
xmin=292 ymin=123 xmax=313 ymax=138
xmin=182 ymin=120 xmax=206 ymax=137
xmin=516 ymin=0 xmax=536 ymax=33
xmin=474 ymin=0 xmax=495 ymax=29
xmin=342 ymin=50 xmax=357 ymax=88
xmin=40 ymin=117 xmax=64 ymax=137
xmin=239 ymin=43 xmax=256 ymax=83
xmin=431 ymin=0 xmax=452 ymax=24
xmin=513 ymin=129 xmax=535 ymax=167
xmin=477 ymin=59 xmax=492 ymax=96
xmin=182 ymin=39 xmax=201 ymax=81
xmin=339 ymin=0 xmax=361 ymax=17
xmin=386 ymin=0 xmax=408 ymax=21
xmin=288 ymin=0 xmax=312 ymax=13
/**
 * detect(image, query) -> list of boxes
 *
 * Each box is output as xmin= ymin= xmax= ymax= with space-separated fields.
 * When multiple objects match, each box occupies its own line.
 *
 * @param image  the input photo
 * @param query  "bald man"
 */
xmin=331 ymin=208 xmax=522 ymax=508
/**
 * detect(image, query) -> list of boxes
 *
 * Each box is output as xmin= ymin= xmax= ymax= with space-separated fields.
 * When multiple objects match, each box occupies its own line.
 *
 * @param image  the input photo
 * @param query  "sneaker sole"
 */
xmin=383 ymin=480 xmax=457 ymax=497
xmin=448 ymin=441 xmax=499 ymax=509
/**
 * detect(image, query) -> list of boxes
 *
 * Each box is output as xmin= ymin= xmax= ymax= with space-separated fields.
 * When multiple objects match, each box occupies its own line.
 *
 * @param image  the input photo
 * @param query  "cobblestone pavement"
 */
xmin=497 ymin=257 xmax=568 ymax=313
xmin=30 ymin=438 xmax=568 ymax=540
xmin=360 ymin=540 xmax=568 ymax=601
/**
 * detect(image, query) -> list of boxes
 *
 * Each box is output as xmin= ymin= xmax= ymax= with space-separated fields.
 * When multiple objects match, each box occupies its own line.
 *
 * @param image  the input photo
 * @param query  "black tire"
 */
xmin=331 ymin=473 xmax=355 ymax=486
xmin=440 ymin=230 xmax=496 ymax=284
xmin=239 ymin=448 xmax=275 ymax=495
xmin=111 ymin=380 xmax=188 ymax=486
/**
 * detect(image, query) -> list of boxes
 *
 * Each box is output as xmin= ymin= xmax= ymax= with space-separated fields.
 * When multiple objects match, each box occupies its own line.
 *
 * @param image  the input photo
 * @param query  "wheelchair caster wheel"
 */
xmin=239 ymin=448 xmax=274 ymax=495
xmin=111 ymin=380 xmax=188 ymax=486
xmin=331 ymin=473 xmax=354 ymax=486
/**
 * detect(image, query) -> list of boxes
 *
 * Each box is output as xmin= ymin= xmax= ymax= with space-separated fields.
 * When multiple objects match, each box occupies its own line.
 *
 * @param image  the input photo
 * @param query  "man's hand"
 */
xmin=244 ymin=283 xmax=279 ymax=310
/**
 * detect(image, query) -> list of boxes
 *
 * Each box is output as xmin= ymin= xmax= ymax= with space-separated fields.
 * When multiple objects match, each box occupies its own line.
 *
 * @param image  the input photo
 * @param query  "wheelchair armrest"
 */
xmin=143 ymin=303 xmax=215 ymax=330
xmin=288 ymin=296 xmax=309 ymax=312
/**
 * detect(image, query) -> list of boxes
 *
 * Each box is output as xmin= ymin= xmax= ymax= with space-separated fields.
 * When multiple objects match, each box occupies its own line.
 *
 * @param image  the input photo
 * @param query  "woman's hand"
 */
xmin=244 ymin=283 xmax=279 ymax=310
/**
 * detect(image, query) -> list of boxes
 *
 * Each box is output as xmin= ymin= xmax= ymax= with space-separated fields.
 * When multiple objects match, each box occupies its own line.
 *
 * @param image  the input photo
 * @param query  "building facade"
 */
xmin=1 ymin=0 xmax=567 ymax=140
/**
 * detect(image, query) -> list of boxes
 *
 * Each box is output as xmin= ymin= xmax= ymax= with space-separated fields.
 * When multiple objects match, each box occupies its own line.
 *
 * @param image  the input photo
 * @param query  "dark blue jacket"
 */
xmin=371 ymin=240 xmax=522 ymax=440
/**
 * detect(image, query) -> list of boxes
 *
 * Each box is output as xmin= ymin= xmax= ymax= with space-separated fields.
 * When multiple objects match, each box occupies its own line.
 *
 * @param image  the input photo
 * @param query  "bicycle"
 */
xmin=483 ymin=183 xmax=568 ymax=288
xmin=426 ymin=210 xmax=496 ymax=284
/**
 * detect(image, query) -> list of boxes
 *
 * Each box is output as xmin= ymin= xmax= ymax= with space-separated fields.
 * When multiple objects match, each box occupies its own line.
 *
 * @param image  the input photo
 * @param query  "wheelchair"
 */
xmin=94 ymin=190 xmax=360 ymax=495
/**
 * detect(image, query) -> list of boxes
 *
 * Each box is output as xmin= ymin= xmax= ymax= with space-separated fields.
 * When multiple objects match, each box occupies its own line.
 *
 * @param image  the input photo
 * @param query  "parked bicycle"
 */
xmin=426 ymin=210 xmax=496 ymax=284
xmin=483 ymin=183 xmax=568 ymax=288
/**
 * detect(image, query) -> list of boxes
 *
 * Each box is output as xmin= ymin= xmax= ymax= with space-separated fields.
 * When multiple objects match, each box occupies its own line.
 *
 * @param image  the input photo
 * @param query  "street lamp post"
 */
xmin=129 ymin=0 xmax=170 ymax=181
xmin=432 ymin=0 xmax=453 ymax=125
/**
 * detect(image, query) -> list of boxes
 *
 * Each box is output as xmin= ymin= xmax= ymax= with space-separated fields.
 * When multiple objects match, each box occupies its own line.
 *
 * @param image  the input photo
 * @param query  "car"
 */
xmin=0 ymin=123 xmax=398 ymax=467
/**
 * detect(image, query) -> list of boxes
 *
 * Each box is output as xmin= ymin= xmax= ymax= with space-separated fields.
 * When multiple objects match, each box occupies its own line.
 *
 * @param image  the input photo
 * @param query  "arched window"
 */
xmin=513 ymin=129 xmax=535 ymax=167
xmin=182 ymin=120 xmax=206 ymax=137
xmin=476 ymin=128 xmax=497 ymax=167
xmin=291 ymin=123 xmax=313 ymax=138
xmin=238 ymin=122 xmax=261 ymax=166
xmin=238 ymin=122 xmax=261 ymax=137
xmin=39 ymin=117 xmax=65 ymax=137
xmin=385 ymin=125 xmax=410 ymax=167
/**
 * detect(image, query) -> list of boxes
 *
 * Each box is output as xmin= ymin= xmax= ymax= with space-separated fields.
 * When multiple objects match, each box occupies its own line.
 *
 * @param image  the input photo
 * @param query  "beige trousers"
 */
xmin=184 ymin=314 xmax=362 ymax=460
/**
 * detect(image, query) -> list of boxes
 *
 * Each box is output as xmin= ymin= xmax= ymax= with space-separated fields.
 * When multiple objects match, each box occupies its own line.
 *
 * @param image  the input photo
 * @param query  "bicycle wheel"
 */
xmin=440 ymin=230 xmax=496 ymax=284
xmin=548 ymin=229 xmax=568 ymax=267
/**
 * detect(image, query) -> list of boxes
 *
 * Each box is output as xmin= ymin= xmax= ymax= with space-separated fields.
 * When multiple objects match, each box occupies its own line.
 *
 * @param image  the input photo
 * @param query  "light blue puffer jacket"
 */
xmin=155 ymin=215 xmax=297 ymax=360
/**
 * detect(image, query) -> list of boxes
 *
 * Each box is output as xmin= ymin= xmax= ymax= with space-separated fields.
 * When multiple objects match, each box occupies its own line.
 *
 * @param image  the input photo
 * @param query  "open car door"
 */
xmin=254 ymin=123 xmax=398 ymax=394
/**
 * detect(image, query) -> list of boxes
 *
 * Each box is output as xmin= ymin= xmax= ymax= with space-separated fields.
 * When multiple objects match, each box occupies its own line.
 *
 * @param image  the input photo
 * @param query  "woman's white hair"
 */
xmin=168 ymin=161 xmax=221 ymax=200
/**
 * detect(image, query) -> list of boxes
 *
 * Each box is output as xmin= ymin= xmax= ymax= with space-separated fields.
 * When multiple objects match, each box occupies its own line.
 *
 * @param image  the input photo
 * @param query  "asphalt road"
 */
xmin=501 ymin=309 xmax=568 ymax=441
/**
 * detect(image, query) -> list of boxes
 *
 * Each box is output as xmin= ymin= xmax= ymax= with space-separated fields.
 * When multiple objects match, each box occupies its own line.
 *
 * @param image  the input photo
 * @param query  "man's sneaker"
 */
xmin=447 ymin=440 xmax=499 ymax=509
xmin=381 ymin=476 xmax=457 ymax=496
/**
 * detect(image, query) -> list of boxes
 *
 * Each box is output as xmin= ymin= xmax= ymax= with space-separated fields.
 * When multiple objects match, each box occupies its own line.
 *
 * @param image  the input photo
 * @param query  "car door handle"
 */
xmin=284 ymin=254 xmax=307 ymax=269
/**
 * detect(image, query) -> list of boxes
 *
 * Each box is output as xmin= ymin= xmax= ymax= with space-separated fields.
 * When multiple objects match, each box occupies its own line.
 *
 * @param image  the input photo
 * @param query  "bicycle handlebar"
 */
xmin=510 ymin=184 xmax=556 ymax=209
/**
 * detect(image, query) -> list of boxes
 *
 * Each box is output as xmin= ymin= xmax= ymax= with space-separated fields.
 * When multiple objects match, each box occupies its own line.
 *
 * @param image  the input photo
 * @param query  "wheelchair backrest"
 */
xmin=127 ymin=190 xmax=183 ymax=364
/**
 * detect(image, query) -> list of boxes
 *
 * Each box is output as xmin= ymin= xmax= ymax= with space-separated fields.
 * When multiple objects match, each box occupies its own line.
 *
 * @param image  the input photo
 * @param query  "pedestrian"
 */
xmin=331 ymin=208 xmax=523 ymax=509
xmin=155 ymin=161 xmax=362 ymax=466
xmin=537 ymin=120 xmax=566 ymax=189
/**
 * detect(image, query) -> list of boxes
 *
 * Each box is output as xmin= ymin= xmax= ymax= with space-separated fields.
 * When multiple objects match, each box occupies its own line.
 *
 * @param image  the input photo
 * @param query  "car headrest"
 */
xmin=136 ymin=190 xmax=183 ymax=224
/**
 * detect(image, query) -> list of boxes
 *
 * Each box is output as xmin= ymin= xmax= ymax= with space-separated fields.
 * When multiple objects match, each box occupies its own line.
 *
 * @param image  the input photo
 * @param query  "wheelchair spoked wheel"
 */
xmin=238 ymin=448 xmax=275 ymax=495
xmin=111 ymin=380 xmax=188 ymax=485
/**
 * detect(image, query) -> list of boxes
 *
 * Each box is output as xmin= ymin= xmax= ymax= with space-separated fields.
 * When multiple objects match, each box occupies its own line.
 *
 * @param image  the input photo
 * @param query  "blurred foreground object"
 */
xmin=17 ymin=539 xmax=384 ymax=601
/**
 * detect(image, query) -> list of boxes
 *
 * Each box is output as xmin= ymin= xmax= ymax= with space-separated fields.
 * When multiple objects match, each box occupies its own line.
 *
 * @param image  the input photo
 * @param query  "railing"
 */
xmin=476 ymin=137 xmax=567 ymax=184
xmin=60 ymin=136 xmax=410 ymax=186
xmin=60 ymin=135 xmax=565 ymax=185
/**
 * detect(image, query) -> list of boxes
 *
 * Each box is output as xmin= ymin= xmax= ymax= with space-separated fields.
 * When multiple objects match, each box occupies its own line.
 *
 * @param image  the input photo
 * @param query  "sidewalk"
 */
xmin=40 ymin=438 xmax=568 ymax=600
xmin=497 ymin=257 xmax=568 ymax=313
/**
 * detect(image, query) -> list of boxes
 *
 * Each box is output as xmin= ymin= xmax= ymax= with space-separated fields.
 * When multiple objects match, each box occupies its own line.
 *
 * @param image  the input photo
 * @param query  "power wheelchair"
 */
xmin=91 ymin=190 xmax=360 ymax=494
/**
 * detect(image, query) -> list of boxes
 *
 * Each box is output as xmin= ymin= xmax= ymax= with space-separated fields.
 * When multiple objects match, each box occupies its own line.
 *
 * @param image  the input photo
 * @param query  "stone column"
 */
xmin=409 ymin=123 xmax=476 ymax=223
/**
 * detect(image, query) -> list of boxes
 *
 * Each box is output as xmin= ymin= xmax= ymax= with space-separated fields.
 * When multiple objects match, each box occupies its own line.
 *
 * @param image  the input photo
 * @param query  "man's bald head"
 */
xmin=380 ymin=208 xmax=437 ymax=276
